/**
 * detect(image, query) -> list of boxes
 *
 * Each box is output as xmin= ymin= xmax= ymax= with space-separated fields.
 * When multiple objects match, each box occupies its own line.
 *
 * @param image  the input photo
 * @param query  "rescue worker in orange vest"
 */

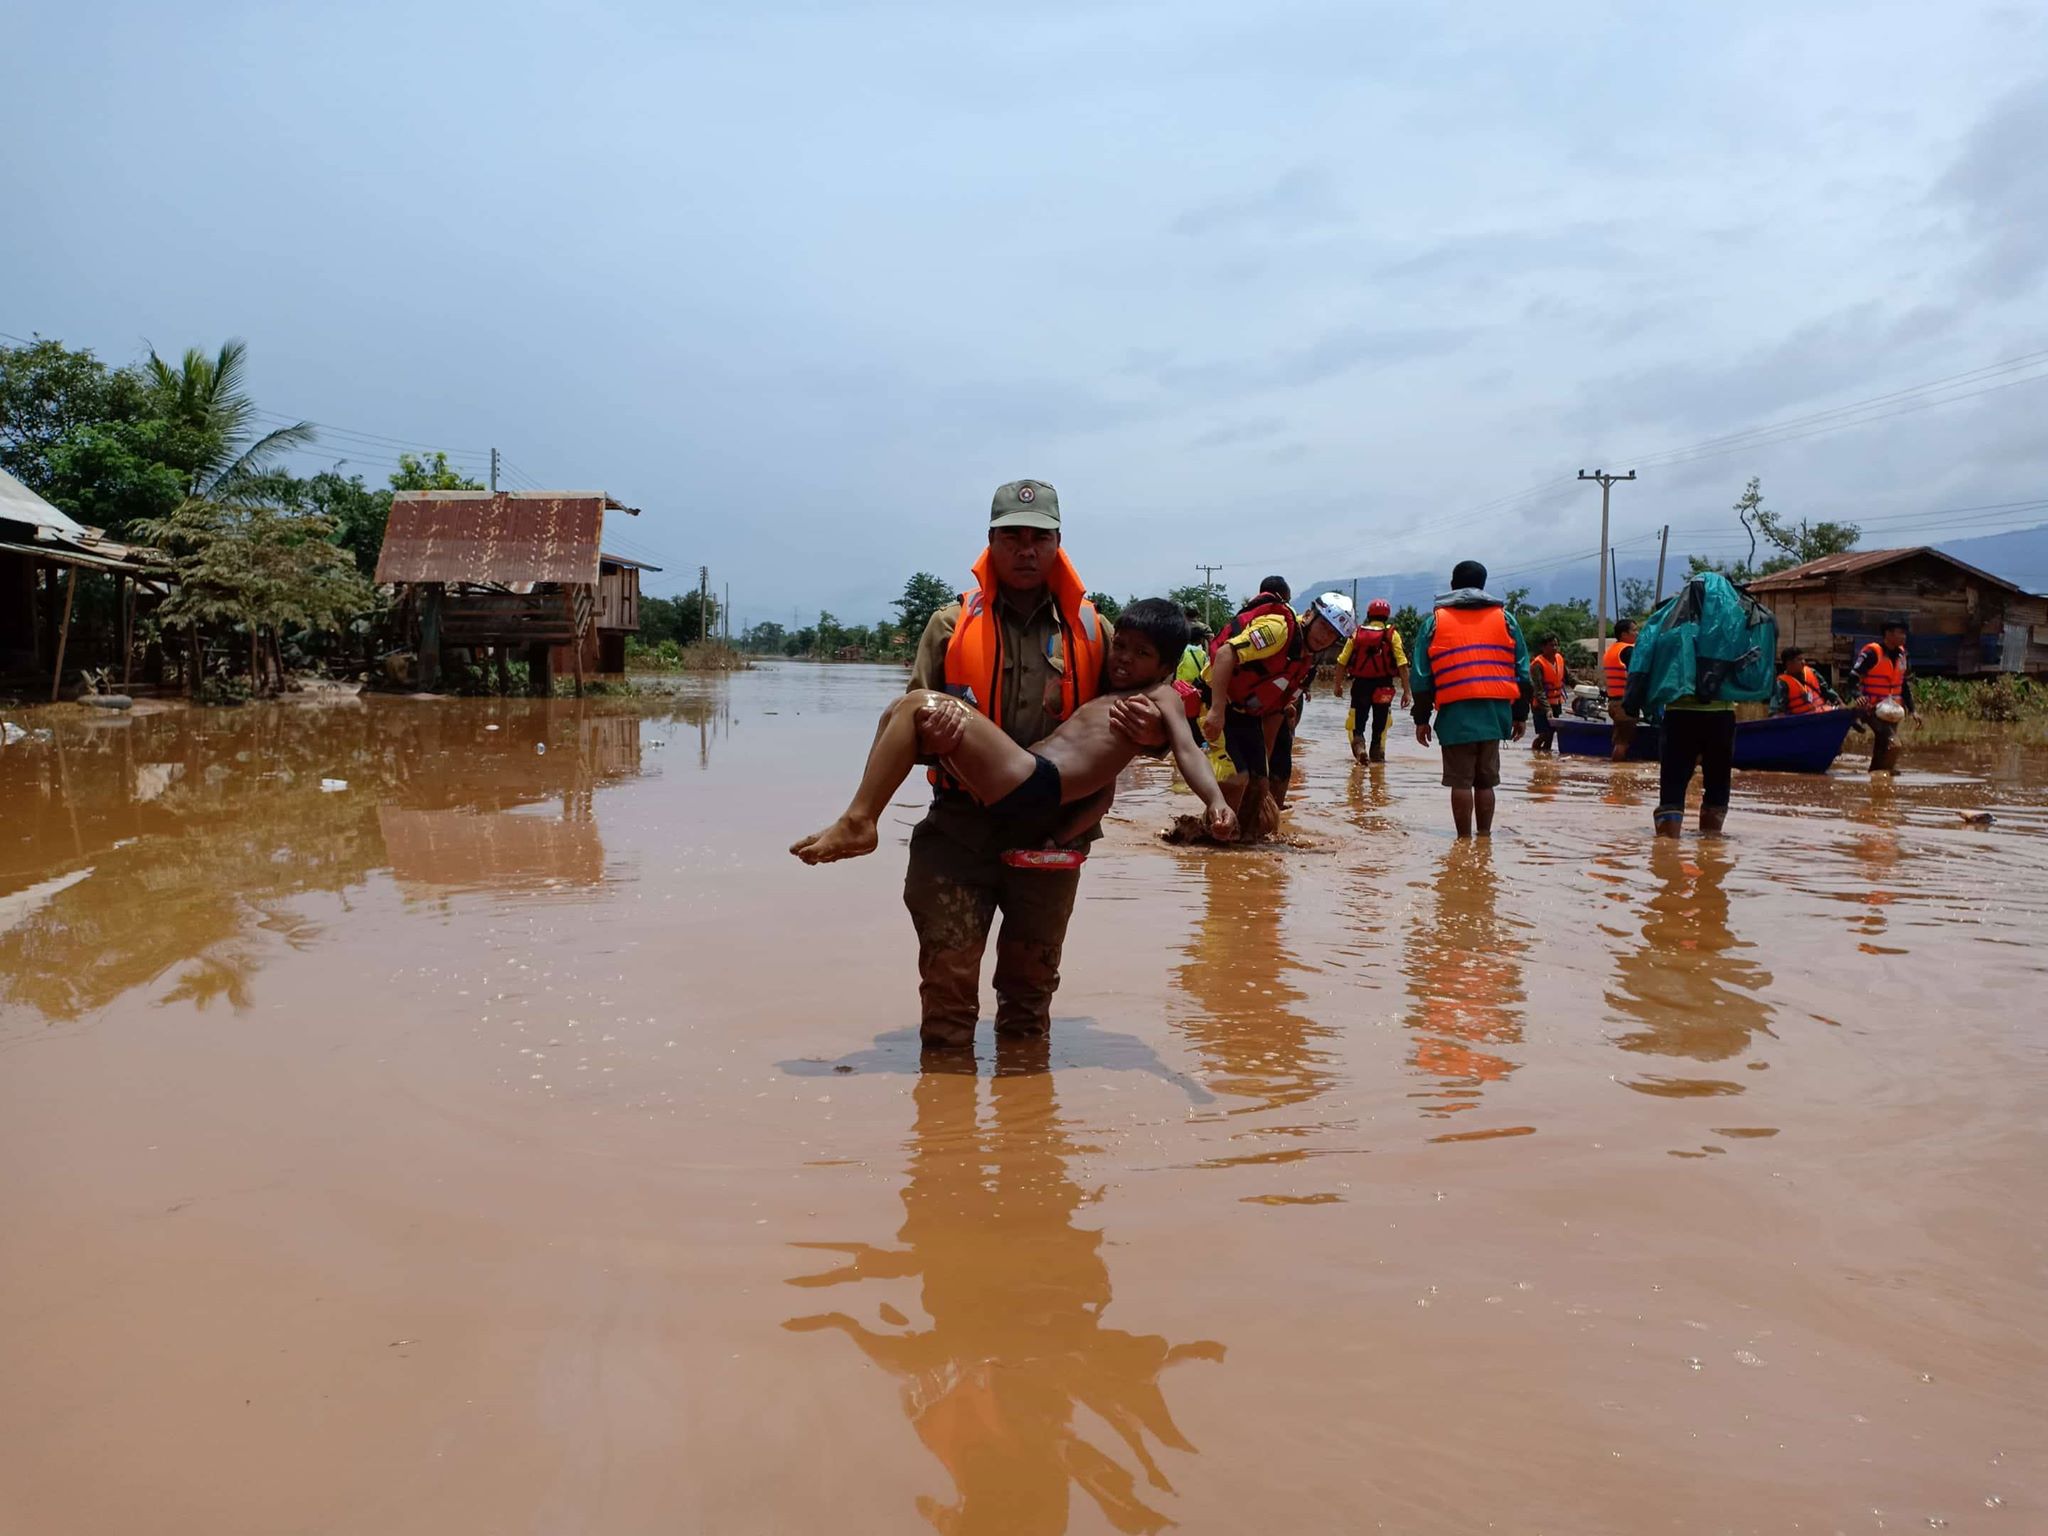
xmin=1770 ymin=646 xmax=1842 ymax=717
xmin=903 ymin=480 xmax=1166 ymax=1053
xmin=1527 ymin=632 xmax=1573 ymax=751
xmin=1330 ymin=597 xmax=1410 ymax=763
xmin=1850 ymin=619 xmax=1915 ymax=772
xmin=1200 ymin=583 xmax=1352 ymax=840
xmin=1603 ymin=617 xmax=1640 ymax=760
xmin=1410 ymin=560 xmax=1532 ymax=838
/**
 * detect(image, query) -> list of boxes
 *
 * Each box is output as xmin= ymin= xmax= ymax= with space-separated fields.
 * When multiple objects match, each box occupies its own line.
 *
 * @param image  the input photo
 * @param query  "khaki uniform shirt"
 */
xmin=907 ymin=587 xmax=1103 ymax=850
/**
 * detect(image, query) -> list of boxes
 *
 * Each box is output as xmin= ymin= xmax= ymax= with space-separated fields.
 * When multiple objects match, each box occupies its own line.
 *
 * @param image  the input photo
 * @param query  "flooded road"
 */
xmin=3 ymin=663 xmax=2044 ymax=1534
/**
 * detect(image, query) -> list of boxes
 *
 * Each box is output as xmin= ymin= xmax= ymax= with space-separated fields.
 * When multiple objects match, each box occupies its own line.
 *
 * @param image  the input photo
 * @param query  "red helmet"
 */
xmin=1366 ymin=598 xmax=1392 ymax=620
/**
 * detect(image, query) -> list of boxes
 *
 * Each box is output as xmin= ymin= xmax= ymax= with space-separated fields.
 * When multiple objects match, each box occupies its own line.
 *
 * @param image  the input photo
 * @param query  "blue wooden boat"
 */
xmin=1550 ymin=708 xmax=1860 ymax=774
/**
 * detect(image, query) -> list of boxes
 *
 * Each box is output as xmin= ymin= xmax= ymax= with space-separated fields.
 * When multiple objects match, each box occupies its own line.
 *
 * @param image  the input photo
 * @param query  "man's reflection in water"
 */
xmin=1171 ymin=854 xmax=1336 ymax=1117
xmin=1608 ymin=841 xmax=1775 ymax=1071
xmin=785 ymin=1044 xmax=1223 ymax=1535
xmin=1402 ymin=842 xmax=1528 ymax=1122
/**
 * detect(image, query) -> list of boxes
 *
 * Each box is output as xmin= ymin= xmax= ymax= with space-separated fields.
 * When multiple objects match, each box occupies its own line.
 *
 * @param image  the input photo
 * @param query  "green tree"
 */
xmin=390 ymin=451 xmax=482 ymax=492
xmin=1688 ymin=477 xmax=1859 ymax=584
xmin=743 ymin=620 xmax=787 ymax=654
xmin=1520 ymin=597 xmax=1596 ymax=647
xmin=0 ymin=337 xmax=142 ymax=493
xmin=1618 ymin=576 xmax=1656 ymax=621
xmin=1167 ymin=581 xmax=1232 ymax=629
xmin=137 ymin=495 xmax=375 ymax=694
xmin=142 ymin=339 xmax=316 ymax=496
xmin=894 ymin=571 xmax=953 ymax=640
xmin=1086 ymin=590 xmax=1123 ymax=622
xmin=1391 ymin=603 xmax=1426 ymax=658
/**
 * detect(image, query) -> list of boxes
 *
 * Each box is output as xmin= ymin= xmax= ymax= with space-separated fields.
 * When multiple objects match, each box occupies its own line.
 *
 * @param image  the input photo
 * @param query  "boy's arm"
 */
xmin=1156 ymin=689 xmax=1237 ymax=837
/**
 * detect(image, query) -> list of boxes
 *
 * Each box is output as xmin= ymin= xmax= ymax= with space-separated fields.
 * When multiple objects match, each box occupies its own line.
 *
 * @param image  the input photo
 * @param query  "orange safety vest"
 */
xmin=1531 ymin=652 xmax=1567 ymax=706
xmin=1427 ymin=605 xmax=1520 ymax=705
xmin=1603 ymin=640 xmax=1631 ymax=698
xmin=1778 ymin=670 xmax=1821 ymax=715
xmin=1857 ymin=642 xmax=1905 ymax=702
xmin=1212 ymin=597 xmax=1309 ymax=716
xmin=941 ymin=548 xmax=1105 ymax=733
xmin=1345 ymin=623 xmax=1397 ymax=682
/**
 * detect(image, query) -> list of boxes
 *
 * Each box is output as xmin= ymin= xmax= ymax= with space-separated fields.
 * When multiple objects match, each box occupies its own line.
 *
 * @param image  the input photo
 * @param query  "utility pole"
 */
xmin=1195 ymin=563 xmax=1224 ymax=629
xmin=1653 ymin=523 xmax=1671 ymax=606
xmin=1579 ymin=468 xmax=1636 ymax=645
xmin=699 ymin=565 xmax=710 ymax=643
xmin=723 ymin=583 xmax=730 ymax=644
xmin=489 ymin=447 xmax=499 ymax=494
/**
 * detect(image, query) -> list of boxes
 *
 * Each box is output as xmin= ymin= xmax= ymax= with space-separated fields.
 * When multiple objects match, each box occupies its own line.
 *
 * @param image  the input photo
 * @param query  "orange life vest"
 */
xmin=1857 ymin=642 xmax=1905 ymax=703
xmin=941 ymin=547 xmax=1105 ymax=733
xmin=1778 ymin=670 xmax=1821 ymax=715
xmin=1345 ymin=623 xmax=1397 ymax=682
xmin=1603 ymin=639 xmax=1631 ymax=698
xmin=1212 ymin=597 xmax=1309 ymax=716
xmin=1531 ymin=652 xmax=1567 ymax=706
xmin=1427 ymin=604 xmax=1519 ymax=705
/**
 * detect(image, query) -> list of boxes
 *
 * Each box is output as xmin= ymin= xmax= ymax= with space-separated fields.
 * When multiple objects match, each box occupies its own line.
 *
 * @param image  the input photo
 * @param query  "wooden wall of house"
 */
xmin=595 ymin=566 xmax=640 ymax=633
xmin=0 ymin=551 xmax=38 ymax=670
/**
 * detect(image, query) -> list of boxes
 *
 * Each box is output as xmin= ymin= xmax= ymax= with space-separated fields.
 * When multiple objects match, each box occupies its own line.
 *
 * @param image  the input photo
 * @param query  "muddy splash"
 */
xmin=2 ymin=666 xmax=2043 ymax=1533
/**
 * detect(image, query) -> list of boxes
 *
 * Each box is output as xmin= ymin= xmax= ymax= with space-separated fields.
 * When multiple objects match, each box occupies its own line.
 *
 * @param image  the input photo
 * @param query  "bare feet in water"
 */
xmin=790 ymin=815 xmax=879 ymax=864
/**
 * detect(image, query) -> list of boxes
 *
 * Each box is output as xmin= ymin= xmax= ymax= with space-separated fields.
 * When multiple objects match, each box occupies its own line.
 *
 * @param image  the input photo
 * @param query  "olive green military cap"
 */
xmin=989 ymin=479 xmax=1060 ymax=531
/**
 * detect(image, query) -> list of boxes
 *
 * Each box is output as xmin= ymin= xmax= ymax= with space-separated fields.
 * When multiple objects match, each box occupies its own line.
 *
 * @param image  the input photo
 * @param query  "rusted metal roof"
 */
xmin=1746 ymin=545 xmax=2030 ymax=595
xmin=375 ymin=491 xmax=637 ymax=586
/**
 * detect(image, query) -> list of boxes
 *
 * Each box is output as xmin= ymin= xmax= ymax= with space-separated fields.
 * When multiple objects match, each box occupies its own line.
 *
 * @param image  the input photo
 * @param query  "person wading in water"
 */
xmin=1410 ymin=560 xmax=1531 ymax=838
xmin=897 ymin=480 xmax=1165 ymax=1058
xmin=1332 ymin=597 xmax=1409 ymax=764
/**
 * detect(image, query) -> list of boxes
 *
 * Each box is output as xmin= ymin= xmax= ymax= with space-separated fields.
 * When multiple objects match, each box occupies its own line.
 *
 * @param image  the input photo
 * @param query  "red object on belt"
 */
xmin=1001 ymin=848 xmax=1087 ymax=870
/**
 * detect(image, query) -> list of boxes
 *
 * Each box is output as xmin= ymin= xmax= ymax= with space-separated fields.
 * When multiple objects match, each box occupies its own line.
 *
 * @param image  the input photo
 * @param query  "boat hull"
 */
xmin=1550 ymin=708 xmax=1860 ymax=774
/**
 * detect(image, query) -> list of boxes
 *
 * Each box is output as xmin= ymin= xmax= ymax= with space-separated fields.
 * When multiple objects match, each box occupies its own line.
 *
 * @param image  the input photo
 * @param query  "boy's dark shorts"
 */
xmin=1222 ymin=708 xmax=1271 ymax=778
xmin=1439 ymin=739 xmax=1502 ymax=789
xmin=988 ymin=752 xmax=1063 ymax=816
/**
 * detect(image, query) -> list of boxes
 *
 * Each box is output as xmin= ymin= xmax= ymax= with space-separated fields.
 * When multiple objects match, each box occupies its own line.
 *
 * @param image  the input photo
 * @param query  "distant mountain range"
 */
xmin=1304 ymin=522 xmax=2048 ymax=614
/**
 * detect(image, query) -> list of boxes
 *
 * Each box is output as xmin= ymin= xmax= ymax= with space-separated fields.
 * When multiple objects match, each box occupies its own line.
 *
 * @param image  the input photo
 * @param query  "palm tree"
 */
xmin=144 ymin=339 xmax=316 ymax=495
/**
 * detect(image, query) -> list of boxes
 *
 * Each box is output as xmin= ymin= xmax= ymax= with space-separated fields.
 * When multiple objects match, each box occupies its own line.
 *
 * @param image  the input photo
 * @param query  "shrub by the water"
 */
xmin=1915 ymin=675 xmax=2047 ymax=722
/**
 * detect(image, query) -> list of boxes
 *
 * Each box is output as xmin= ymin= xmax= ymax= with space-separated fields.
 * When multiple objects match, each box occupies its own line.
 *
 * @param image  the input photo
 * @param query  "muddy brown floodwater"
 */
xmin=3 ymin=664 xmax=2045 ymax=1535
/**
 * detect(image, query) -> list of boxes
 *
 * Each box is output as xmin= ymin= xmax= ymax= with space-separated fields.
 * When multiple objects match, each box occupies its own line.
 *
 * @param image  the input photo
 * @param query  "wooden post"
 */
xmin=50 ymin=564 xmax=78 ymax=702
xmin=419 ymin=583 xmax=443 ymax=690
xmin=118 ymin=572 xmax=134 ymax=689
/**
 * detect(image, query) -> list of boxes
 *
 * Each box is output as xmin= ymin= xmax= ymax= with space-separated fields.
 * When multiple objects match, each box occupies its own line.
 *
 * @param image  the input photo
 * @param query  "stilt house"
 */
xmin=374 ymin=490 xmax=656 ymax=692
xmin=1746 ymin=547 xmax=2048 ymax=680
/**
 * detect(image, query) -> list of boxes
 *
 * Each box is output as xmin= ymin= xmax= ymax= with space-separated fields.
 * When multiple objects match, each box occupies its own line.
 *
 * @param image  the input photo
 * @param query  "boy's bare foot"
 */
xmin=790 ymin=814 xmax=879 ymax=864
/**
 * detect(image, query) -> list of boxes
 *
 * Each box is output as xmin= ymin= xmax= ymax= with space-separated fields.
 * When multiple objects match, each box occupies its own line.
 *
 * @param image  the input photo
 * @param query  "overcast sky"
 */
xmin=6 ymin=1 xmax=2046 ymax=622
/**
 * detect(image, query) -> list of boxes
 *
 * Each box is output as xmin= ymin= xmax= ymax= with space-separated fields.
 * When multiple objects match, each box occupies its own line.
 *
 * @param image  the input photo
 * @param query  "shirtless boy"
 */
xmin=792 ymin=598 xmax=1238 ymax=863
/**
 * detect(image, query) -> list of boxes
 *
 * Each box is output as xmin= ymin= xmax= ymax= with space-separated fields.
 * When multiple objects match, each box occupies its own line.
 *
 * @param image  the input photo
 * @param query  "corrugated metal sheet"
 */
xmin=1747 ymin=545 xmax=2028 ymax=595
xmin=375 ymin=491 xmax=608 ymax=586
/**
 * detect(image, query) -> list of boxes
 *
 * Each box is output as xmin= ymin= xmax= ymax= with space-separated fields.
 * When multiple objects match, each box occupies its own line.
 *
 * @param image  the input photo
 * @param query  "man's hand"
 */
xmin=1200 ymin=705 xmax=1226 ymax=744
xmin=1511 ymin=718 xmax=1527 ymax=742
xmin=1205 ymin=801 xmax=1240 ymax=842
xmin=1400 ymin=691 xmax=1412 ymax=710
xmin=917 ymin=698 xmax=969 ymax=757
xmin=1109 ymin=692 xmax=1168 ymax=748
xmin=1415 ymin=720 xmax=1433 ymax=748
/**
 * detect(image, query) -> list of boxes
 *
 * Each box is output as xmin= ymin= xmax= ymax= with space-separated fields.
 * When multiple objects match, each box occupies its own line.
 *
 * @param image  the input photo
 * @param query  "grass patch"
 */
xmin=625 ymin=638 xmax=750 ymax=672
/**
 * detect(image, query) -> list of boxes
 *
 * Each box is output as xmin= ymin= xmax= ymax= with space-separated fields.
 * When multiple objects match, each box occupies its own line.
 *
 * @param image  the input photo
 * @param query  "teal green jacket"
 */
xmin=1409 ymin=592 xmax=1534 ymax=747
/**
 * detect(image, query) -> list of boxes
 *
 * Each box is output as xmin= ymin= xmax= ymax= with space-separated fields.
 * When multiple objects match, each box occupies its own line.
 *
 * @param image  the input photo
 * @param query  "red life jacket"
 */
xmin=1345 ymin=623 xmax=1397 ymax=682
xmin=1211 ymin=597 xmax=1309 ymax=716
xmin=1428 ymin=605 xmax=1520 ymax=705
xmin=1531 ymin=652 xmax=1567 ymax=706
xmin=1858 ymin=642 xmax=1906 ymax=702
xmin=1779 ymin=670 xmax=1821 ymax=714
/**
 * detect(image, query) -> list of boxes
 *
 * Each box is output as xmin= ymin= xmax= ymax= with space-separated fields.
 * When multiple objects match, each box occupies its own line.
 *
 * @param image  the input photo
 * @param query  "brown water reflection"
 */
xmin=0 ymin=699 xmax=697 ymax=1022
xmin=1402 ymin=842 xmax=1531 ymax=1136
xmin=3 ymin=671 xmax=2046 ymax=1533
xmin=786 ymin=1058 xmax=1223 ymax=1535
xmin=1607 ymin=842 xmax=1775 ymax=1100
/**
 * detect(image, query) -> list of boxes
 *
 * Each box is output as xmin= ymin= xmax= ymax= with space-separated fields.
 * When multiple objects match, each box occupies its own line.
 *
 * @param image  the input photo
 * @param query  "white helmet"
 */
xmin=1309 ymin=591 xmax=1357 ymax=640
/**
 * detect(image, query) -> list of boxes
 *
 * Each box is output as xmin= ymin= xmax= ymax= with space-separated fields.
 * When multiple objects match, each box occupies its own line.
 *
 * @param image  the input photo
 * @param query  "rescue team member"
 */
xmin=1603 ymin=618 xmax=1639 ymax=759
xmin=1411 ymin=560 xmax=1531 ymax=838
xmin=1851 ymin=620 xmax=1915 ymax=772
xmin=1199 ymin=582 xmax=1354 ymax=839
xmin=903 ymin=480 xmax=1166 ymax=1052
xmin=1528 ymin=632 xmax=1572 ymax=751
xmin=1770 ymin=646 xmax=1841 ymax=716
xmin=1331 ymin=597 xmax=1410 ymax=763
